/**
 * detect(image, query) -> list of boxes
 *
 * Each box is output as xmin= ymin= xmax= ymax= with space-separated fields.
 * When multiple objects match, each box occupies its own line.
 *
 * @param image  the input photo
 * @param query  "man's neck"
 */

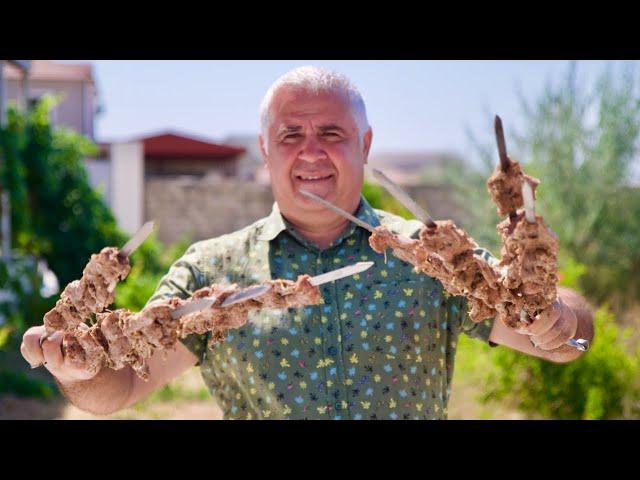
xmin=286 ymin=217 xmax=351 ymax=250
xmin=280 ymin=197 xmax=362 ymax=250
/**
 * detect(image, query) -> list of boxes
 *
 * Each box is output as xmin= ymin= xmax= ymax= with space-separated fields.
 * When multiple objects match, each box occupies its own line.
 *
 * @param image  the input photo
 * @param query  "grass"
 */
xmin=448 ymin=334 xmax=530 ymax=420
xmin=134 ymin=385 xmax=210 ymax=410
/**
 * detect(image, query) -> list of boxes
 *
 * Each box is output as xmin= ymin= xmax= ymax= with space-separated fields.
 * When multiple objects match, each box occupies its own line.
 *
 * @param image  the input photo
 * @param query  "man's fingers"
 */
xmin=531 ymin=303 xmax=578 ymax=351
xmin=41 ymin=331 xmax=65 ymax=371
xmin=21 ymin=326 xmax=47 ymax=367
xmin=531 ymin=314 xmax=568 ymax=347
xmin=20 ymin=339 xmax=44 ymax=368
xmin=525 ymin=300 xmax=562 ymax=336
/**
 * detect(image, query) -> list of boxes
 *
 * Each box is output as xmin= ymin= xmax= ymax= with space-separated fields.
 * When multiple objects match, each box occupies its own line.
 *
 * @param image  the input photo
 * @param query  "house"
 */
xmin=87 ymin=131 xmax=245 ymax=240
xmin=2 ymin=60 xmax=98 ymax=139
xmin=223 ymin=133 xmax=266 ymax=181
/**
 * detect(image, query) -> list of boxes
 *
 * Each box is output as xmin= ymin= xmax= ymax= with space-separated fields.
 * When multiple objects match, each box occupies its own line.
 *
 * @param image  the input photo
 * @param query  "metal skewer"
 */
xmin=221 ymin=284 xmax=273 ymax=307
xmin=521 ymin=181 xmax=537 ymax=224
xmin=495 ymin=115 xmax=511 ymax=173
xmin=170 ymin=295 xmax=219 ymax=319
xmin=299 ymin=189 xmax=376 ymax=233
xmin=369 ymin=168 xmax=437 ymax=228
xmin=119 ymin=221 xmax=156 ymax=258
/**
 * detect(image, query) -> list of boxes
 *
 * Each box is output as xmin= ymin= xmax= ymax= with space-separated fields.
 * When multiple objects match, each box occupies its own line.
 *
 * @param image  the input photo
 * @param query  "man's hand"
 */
xmin=489 ymin=287 xmax=594 ymax=363
xmin=20 ymin=325 xmax=101 ymax=383
xmin=517 ymin=299 xmax=578 ymax=350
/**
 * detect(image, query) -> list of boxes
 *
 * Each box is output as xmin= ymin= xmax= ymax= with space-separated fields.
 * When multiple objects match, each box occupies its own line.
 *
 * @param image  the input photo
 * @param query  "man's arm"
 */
xmin=488 ymin=286 xmax=595 ymax=363
xmin=21 ymin=325 xmax=198 ymax=415
xmin=21 ymin=242 xmax=208 ymax=415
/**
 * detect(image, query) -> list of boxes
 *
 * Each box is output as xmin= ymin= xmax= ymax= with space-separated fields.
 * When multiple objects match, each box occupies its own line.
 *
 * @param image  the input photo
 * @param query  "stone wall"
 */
xmin=145 ymin=176 xmax=472 ymax=246
xmin=405 ymin=184 xmax=472 ymax=227
xmin=145 ymin=176 xmax=274 ymax=244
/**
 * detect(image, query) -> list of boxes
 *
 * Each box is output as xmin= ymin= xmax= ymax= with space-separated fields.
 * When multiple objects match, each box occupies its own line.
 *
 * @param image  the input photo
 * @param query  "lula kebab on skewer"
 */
xmin=300 ymin=179 xmax=588 ymax=352
xmin=56 ymin=262 xmax=374 ymax=380
xmin=42 ymin=221 xmax=157 ymax=338
xmin=372 ymin=165 xmax=587 ymax=352
xmin=372 ymin=137 xmax=588 ymax=352
xmin=486 ymin=116 xmax=587 ymax=350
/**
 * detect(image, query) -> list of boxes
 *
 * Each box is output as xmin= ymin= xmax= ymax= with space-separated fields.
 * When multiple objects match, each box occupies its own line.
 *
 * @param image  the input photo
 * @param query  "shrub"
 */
xmin=479 ymin=260 xmax=640 ymax=419
xmin=362 ymin=180 xmax=413 ymax=219
xmin=482 ymin=304 xmax=639 ymax=419
xmin=0 ymin=256 xmax=56 ymax=350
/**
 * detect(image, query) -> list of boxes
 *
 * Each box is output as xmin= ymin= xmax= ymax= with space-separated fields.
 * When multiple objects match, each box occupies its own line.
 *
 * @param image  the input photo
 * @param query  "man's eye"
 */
xmin=283 ymin=134 xmax=302 ymax=141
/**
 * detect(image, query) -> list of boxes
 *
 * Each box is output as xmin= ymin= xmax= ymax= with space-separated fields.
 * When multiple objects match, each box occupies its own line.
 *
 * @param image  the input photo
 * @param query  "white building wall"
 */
xmin=85 ymin=157 xmax=112 ymax=205
xmin=111 ymin=142 xmax=144 ymax=235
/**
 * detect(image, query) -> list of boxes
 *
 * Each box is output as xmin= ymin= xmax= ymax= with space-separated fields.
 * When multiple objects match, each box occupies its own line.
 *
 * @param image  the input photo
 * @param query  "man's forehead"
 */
xmin=274 ymin=87 xmax=350 ymax=113
xmin=271 ymin=88 xmax=354 ymax=125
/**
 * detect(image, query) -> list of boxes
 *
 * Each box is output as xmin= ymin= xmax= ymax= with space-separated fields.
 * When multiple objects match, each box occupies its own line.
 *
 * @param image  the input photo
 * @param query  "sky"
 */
xmin=83 ymin=60 xmax=636 ymax=162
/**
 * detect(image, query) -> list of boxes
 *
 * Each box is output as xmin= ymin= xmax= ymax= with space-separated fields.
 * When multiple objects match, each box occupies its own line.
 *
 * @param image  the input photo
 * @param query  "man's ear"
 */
xmin=258 ymin=134 xmax=268 ymax=163
xmin=362 ymin=128 xmax=373 ymax=164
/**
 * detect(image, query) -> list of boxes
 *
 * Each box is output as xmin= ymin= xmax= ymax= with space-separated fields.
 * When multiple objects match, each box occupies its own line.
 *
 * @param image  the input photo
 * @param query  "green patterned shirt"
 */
xmin=147 ymin=197 xmax=495 ymax=420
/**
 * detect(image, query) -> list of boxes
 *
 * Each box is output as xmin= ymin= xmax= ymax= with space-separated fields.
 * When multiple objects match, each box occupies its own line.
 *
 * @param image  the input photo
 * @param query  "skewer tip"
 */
xmin=521 ymin=181 xmax=537 ymax=223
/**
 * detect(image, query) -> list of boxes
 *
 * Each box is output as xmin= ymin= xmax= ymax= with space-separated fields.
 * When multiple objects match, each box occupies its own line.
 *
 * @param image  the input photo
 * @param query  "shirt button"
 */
xmin=328 ymin=346 xmax=338 ymax=356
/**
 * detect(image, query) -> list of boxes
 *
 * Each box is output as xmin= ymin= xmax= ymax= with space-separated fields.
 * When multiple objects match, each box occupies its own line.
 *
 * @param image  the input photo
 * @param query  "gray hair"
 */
xmin=260 ymin=66 xmax=370 ymax=150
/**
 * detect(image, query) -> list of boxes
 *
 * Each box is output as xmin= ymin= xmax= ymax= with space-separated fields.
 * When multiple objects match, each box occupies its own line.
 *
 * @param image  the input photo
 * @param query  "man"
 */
xmin=21 ymin=66 xmax=594 ymax=420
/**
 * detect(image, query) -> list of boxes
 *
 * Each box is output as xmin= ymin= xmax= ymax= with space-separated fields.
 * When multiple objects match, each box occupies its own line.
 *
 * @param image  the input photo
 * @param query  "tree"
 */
xmin=447 ymin=63 xmax=640 ymax=307
xmin=0 ymin=96 xmax=126 ymax=287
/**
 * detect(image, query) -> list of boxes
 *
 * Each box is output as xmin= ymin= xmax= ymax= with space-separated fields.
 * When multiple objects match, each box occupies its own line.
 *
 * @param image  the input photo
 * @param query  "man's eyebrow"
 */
xmin=318 ymin=124 xmax=346 ymax=133
xmin=277 ymin=125 xmax=303 ymax=135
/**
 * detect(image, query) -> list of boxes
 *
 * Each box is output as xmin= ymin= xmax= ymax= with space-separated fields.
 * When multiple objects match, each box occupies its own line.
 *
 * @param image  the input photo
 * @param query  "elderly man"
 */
xmin=21 ymin=66 xmax=594 ymax=420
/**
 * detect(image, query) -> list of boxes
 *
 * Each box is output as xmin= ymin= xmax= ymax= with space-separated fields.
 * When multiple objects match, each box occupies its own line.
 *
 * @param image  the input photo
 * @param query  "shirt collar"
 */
xmin=257 ymin=196 xmax=381 ymax=244
xmin=257 ymin=202 xmax=288 ymax=242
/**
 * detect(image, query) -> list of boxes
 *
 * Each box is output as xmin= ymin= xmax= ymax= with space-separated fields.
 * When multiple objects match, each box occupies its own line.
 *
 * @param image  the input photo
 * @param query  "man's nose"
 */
xmin=297 ymin=137 xmax=327 ymax=163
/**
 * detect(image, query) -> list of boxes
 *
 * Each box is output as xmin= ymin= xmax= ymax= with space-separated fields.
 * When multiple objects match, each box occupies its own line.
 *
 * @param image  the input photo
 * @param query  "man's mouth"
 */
xmin=294 ymin=173 xmax=334 ymax=182
xmin=293 ymin=173 xmax=336 ymax=199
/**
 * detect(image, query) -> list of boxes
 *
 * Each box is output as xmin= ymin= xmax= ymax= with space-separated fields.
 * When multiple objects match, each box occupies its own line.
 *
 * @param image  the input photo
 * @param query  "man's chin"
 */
xmin=293 ymin=180 xmax=336 ymax=203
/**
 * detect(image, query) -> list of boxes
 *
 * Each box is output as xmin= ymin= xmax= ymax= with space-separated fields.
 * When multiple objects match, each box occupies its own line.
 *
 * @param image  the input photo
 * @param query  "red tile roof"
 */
xmin=142 ymin=133 xmax=245 ymax=159
xmin=3 ymin=60 xmax=94 ymax=83
xmin=99 ymin=132 xmax=245 ymax=160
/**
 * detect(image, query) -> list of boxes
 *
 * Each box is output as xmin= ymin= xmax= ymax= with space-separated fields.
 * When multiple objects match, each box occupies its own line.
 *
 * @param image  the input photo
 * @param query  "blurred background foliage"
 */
xmin=446 ymin=62 xmax=640 ymax=310
xmin=0 ymin=96 xmax=191 ymax=400
xmin=362 ymin=180 xmax=413 ymax=219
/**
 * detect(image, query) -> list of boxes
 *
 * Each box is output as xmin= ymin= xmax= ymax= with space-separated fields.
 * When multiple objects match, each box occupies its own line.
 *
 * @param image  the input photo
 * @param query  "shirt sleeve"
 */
xmin=145 ymin=242 xmax=209 ymax=364
xmin=457 ymin=296 xmax=496 ymax=344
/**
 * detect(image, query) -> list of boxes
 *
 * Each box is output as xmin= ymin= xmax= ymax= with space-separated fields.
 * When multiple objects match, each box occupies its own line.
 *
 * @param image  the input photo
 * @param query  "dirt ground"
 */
xmin=0 ymin=368 xmax=223 ymax=420
xmin=0 ymin=366 xmax=525 ymax=420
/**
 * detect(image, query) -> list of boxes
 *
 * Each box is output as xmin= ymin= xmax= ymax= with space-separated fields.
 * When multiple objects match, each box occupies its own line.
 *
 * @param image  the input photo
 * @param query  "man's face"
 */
xmin=260 ymin=87 xmax=372 ymax=222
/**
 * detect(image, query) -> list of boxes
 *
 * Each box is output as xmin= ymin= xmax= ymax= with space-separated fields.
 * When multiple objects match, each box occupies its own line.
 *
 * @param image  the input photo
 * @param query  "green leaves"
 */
xmin=474 ymin=301 xmax=639 ymax=419
xmin=1 ymin=95 xmax=127 ymax=286
xmin=451 ymin=63 xmax=640 ymax=306
xmin=447 ymin=63 xmax=640 ymax=419
xmin=362 ymin=180 xmax=413 ymax=220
